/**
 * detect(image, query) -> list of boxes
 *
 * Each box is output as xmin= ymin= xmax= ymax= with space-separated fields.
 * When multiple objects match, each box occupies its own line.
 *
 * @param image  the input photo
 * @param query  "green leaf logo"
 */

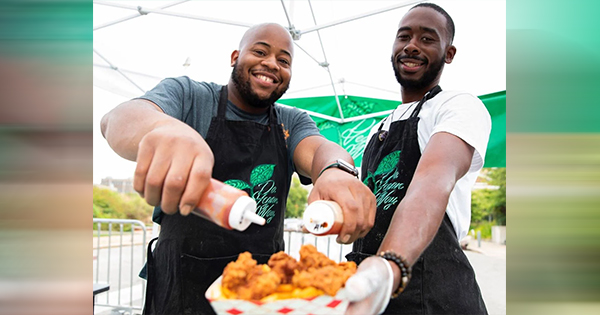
xmin=224 ymin=179 xmax=251 ymax=191
xmin=250 ymin=164 xmax=275 ymax=186
xmin=375 ymin=151 xmax=401 ymax=175
xmin=363 ymin=172 xmax=373 ymax=186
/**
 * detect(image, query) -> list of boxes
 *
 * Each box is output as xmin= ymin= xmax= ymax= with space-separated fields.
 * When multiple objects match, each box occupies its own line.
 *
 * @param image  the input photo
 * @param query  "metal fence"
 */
xmin=93 ymin=218 xmax=147 ymax=315
xmin=283 ymin=230 xmax=353 ymax=263
xmin=92 ymin=219 xmax=350 ymax=314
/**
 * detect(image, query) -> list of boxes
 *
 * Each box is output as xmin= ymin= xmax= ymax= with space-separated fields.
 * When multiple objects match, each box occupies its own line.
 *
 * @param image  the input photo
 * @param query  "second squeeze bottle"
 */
xmin=191 ymin=178 xmax=265 ymax=231
xmin=302 ymin=200 xmax=344 ymax=235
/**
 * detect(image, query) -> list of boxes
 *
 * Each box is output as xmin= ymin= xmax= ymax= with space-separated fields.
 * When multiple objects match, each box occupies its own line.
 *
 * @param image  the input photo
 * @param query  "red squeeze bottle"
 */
xmin=191 ymin=179 xmax=265 ymax=231
xmin=302 ymin=200 xmax=344 ymax=235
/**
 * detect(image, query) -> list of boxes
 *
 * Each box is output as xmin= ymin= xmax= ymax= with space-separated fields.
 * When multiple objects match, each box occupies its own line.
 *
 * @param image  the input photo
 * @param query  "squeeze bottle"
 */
xmin=191 ymin=179 xmax=265 ymax=231
xmin=302 ymin=200 xmax=344 ymax=235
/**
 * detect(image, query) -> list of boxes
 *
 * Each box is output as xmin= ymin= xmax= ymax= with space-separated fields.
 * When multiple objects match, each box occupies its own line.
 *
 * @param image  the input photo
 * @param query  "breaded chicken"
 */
xmin=297 ymin=244 xmax=336 ymax=271
xmin=222 ymin=252 xmax=282 ymax=300
xmin=222 ymin=252 xmax=256 ymax=292
xmin=292 ymin=262 xmax=357 ymax=296
xmin=220 ymin=245 xmax=356 ymax=300
xmin=267 ymin=251 xmax=298 ymax=284
xmin=236 ymin=264 xmax=281 ymax=300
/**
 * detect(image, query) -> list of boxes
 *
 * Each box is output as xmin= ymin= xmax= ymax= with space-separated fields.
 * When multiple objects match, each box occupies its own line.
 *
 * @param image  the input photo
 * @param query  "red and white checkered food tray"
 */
xmin=206 ymin=276 xmax=350 ymax=315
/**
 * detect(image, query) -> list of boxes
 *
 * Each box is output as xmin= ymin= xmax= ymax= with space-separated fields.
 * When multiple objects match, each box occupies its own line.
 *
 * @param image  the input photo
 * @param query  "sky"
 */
xmin=93 ymin=0 xmax=506 ymax=184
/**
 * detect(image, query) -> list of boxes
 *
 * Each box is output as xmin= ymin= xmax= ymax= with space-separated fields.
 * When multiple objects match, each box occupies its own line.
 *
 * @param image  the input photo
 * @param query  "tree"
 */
xmin=93 ymin=186 xmax=153 ymax=228
xmin=487 ymin=167 xmax=506 ymax=225
xmin=470 ymin=167 xmax=506 ymax=229
xmin=285 ymin=176 xmax=308 ymax=218
xmin=471 ymin=188 xmax=494 ymax=223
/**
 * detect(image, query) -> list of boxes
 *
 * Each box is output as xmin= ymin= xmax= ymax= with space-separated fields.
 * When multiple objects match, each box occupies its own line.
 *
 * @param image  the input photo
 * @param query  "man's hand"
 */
xmin=101 ymin=99 xmax=214 ymax=217
xmin=134 ymin=121 xmax=214 ymax=216
xmin=308 ymin=169 xmax=376 ymax=244
xmin=345 ymin=256 xmax=394 ymax=315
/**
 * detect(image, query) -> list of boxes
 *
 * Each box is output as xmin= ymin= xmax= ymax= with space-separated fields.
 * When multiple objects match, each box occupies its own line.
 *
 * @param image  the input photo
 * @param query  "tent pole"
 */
xmin=307 ymin=0 xmax=345 ymax=122
xmin=299 ymin=0 xmax=422 ymax=35
xmin=284 ymin=83 xmax=333 ymax=95
xmin=93 ymin=49 xmax=145 ymax=93
xmin=342 ymin=110 xmax=395 ymax=123
xmin=94 ymin=0 xmax=189 ymax=31
xmin=93 ymin=1 xmax=253 ymax=28
xmin=344 ymin=80 xmax=399 ymax=96
xmin=280 ymin=0 xmax=293 ymax=30
xmin=325 ymin=68 xmax=344 ymax=122
xmin=276 ymin=104 xmax=343 ymax=124
xmin=293 ymin=43 xmax=323 ymax=65
xmin=93 ymin=63 xmax=163 ymax=81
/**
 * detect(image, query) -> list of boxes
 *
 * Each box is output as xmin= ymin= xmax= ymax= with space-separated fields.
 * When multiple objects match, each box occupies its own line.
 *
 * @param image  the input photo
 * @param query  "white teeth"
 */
xmin=257 ymin=74 xmax=273 ymax=83
xmin=404 ymin=62 xmax=419 ymax=67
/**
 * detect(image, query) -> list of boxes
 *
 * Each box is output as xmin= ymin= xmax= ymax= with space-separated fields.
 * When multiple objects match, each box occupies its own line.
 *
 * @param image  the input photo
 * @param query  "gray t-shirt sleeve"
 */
xmin=275 ymin=105 xmax=323 ymax=184
xmin=134 ymin=76 xmax=220 ymax=138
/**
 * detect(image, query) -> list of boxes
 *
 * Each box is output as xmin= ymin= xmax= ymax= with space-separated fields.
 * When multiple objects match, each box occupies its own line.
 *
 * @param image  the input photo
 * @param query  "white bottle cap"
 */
xmin=303 ymin=200 xmax=336 ymax=234
xmin=228 ymin=196 xmax=265 ymax=231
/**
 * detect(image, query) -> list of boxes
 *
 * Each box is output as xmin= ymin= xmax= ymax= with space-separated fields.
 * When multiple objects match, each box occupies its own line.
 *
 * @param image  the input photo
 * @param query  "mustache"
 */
xmin=395 ymin=55 xmax=428 ymax=63
xmin=253 ymin=67 xmax=278 ymax=75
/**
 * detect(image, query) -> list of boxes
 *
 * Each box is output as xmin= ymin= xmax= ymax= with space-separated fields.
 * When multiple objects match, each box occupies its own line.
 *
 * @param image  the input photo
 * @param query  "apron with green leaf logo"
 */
xmin=347 ymin=86 xmax=487 ymax=314
xmin=143 ymin=86 xmax=290 ymax=315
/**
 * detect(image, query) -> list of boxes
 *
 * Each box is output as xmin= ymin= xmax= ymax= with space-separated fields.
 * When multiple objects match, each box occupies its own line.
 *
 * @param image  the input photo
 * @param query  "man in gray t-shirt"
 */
xmin=138 ymin=77 xmax=318 ymax=181
xmin=101 ymin=23 xmax=375 ymax=315
xmin=137 ymin=76 xmax=320 ymax=223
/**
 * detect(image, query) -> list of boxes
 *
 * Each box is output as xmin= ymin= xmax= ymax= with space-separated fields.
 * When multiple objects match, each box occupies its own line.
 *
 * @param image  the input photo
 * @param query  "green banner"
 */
xmin=278 ymin=91 xmax=506 ymax=168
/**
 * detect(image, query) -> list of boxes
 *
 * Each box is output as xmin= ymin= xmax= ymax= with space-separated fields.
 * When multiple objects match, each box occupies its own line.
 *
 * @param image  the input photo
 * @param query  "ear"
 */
xmin=230 ymin=50 xmax=239 ymax=67
xmin=445 ymin=45 xmax=456 ymax=64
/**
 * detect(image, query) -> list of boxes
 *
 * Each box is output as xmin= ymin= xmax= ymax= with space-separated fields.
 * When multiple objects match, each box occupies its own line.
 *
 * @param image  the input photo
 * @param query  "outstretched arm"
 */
xmin=293 ymin=136 xmax=376 ymax=244
xmin=346 ymin=131 xmax=474 ymax=315
xmin=101 ymin=99 xmax=214 ymax=216
xmin=380 ymin=131 xmax=474 ymax=286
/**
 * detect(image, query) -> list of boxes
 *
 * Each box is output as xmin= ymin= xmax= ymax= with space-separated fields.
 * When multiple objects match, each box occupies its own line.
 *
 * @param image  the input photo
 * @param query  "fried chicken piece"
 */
xmin=268 ymin=251 xmax=298 ymax=284
xmin=222 ymin=252 xmax=257 ymax=292
xmin=221 ymin=246 xmax=357 ymax=300
xmin=292 ymin=245 xmax=357 ymax=296
xmin=237 ymin=264 xmax=282 ymax=300
xmin=297 ymin=244 xmax=336 ymax=271
xmin=222 ymin=252 xmax=282 ymax=300
xmin=292 ymin=261 xmax=357 ymax=296
xmin=337 ymin=261 xmax=358 ymax=279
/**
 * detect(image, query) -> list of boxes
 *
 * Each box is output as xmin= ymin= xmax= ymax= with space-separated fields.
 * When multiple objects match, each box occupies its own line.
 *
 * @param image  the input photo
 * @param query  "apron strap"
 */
xmin=217 ymin=85 xmax=228 ymax=118
xmin=377 ymin=85 xmax=442 ymax=140
xmin=409 ymin=85 xmax=442 ymax=118
xmin=142 ymin=237 xmax=159 ymax=315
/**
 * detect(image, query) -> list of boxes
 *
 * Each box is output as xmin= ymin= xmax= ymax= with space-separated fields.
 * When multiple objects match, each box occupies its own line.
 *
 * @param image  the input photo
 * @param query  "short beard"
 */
xmin=392 ymin=55 xmax=445 ymax=90
xmin=231 ymin=61 xmax=289 ymax=109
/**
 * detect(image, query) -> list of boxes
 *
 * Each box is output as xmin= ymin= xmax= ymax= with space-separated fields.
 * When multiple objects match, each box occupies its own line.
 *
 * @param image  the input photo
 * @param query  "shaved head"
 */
xmin=238 ymin=23 xmax=294 ymax=57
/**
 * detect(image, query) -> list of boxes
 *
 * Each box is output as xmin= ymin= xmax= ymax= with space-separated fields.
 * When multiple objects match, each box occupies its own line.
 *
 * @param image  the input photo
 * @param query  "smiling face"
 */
xmin=229 ymin=23 xmax=293 ymax=111
xmin=391 ymin=7 xmax=456 ymax=98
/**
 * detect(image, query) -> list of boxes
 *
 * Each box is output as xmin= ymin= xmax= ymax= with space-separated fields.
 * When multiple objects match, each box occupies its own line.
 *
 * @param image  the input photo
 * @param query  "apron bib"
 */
xmin=143 ymin=86 xmax=290 ymax=315
xmin=347 ymin=86 xmax=487 ymax=314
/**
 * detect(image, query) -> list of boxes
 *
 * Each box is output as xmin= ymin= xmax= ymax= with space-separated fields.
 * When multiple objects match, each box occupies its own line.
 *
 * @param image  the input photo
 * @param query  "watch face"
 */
xmin=337 ymin=159 xmax=358 ymax=176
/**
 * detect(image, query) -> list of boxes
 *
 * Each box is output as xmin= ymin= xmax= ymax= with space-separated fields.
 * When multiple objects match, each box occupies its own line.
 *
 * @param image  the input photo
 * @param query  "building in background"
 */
xmin=100 ymin=177 xmax=135 ymax=194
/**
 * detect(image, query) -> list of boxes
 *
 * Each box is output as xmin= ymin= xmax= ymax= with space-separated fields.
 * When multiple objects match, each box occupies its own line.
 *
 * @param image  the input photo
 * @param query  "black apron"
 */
xmin=347 ymin=86 xmax=488 ymax=314
xmin=143 ymin=86 xmax=290 ymax=315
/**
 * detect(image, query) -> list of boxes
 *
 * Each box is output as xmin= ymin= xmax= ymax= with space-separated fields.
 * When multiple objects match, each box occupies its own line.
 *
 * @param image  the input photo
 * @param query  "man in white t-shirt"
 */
xmin=345 ymin=3 xmax=491 ymax=315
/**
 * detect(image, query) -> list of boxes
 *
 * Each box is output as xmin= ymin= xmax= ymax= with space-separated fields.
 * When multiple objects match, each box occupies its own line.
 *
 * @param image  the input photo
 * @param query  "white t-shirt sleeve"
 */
xmin=431 ymin=93 xmax=492 ymax=172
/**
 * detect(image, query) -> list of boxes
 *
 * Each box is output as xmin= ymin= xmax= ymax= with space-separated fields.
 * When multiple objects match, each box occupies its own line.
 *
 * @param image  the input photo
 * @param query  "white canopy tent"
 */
xmin=93 ymin=0 xmax=506 ymax=182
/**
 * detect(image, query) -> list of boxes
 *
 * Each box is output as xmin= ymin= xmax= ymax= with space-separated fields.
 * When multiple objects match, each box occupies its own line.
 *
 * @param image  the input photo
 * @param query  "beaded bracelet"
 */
xmin=378 ymin=250 xmax=412 ymax=299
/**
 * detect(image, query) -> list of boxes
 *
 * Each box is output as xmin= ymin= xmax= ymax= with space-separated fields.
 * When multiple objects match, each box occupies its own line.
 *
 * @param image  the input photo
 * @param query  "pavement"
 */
xmin=463 ymin=239 xmax=506 ymax=315
xmin=464 ymin=238 xmax=506 ymax=259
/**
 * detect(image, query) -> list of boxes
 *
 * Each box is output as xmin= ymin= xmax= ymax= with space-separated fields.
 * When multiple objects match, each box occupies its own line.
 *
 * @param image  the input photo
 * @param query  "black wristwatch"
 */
xmin=318 ymin=159 xmax=359 ymax=178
